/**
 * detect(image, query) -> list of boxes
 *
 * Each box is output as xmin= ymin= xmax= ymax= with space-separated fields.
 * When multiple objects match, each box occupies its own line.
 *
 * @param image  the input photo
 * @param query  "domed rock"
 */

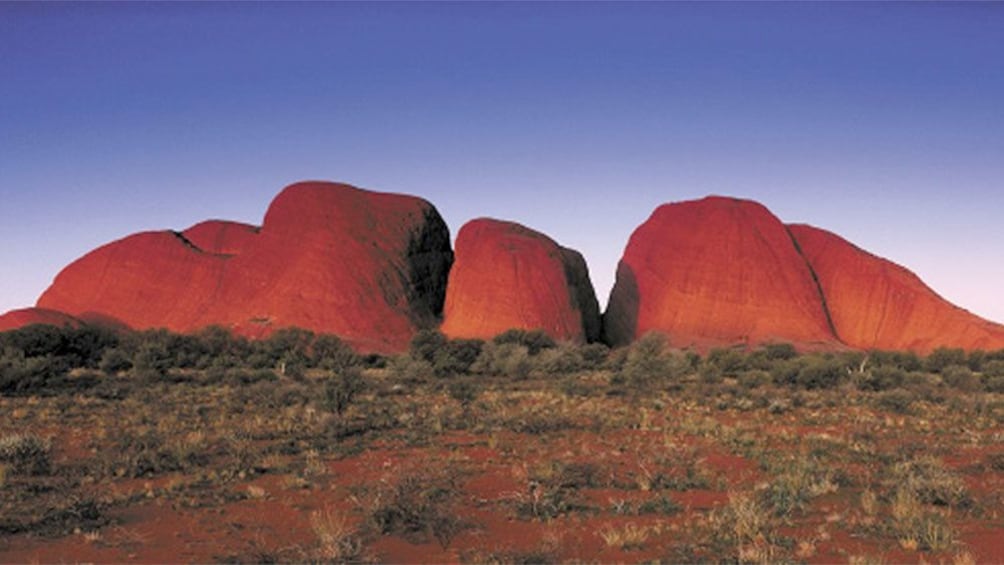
xmin=182 ymin=220 xmax=259 ymax=255
xmin=441 ymin=218 xmax=601 ymax=342
xmin=38 ymin=231 xmax=231 ymax=331
xmin=604 ymin=196 xmax=838 ymax=350
xmin=0 ymin=307 xmax=82 ymax=331
xmin=36 ymin=181 xmax=454 ymax=353
xmin=195 ymin=181 xmax=454 ymax=351
xmin=789 ymin=224 xmax=1004 ymax=353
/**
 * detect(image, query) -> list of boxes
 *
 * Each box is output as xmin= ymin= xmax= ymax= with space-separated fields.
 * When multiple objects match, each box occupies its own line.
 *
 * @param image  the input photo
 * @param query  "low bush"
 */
xmin=793 ymin=357 xmax=848 ymax=389
xmin=0 ymin=433 xmax=51 ymax=475
xmin=311 ymin=334 xmax=359 ymax=371
xmin=366 ymin=463 xmax=465 ymax=547
xmin=874 ymin=389 xmax=918 ymax=414
xmin=890 ymin=456 xmax=969 ymax=507
xmin=492 ymin=328 xmax=556 ymax=355
xmin=857 ymin=366 xmax=906 ymax=391
xmin=321 ymin=367 xmax=366 ymax=415
xmin=925 ymin=347 xmax=966 ymax=373
xmin=532 ymin=343 xmax=588 ymax=375
xmin=869 ymin=349 xmax=922 ymax=371
xmin=616 ymin=332 xmax=688 ymax=389
xmin=472 ymin=342 xmax=531 ymax=379
xmin=388 ymin=355 xmax=434 ymax=383
xmin=432 ymin=338 xmax=484 ymax=377
xmin=942 ymin=364 xmax=980 ymax=392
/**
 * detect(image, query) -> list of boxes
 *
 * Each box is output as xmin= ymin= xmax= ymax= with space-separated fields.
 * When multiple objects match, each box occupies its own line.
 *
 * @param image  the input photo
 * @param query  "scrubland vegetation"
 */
xmin=1 ymin=324 xmax=1002 ymax=563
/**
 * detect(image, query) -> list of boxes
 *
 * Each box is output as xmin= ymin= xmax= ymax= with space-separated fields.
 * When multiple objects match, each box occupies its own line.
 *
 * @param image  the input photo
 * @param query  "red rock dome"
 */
xmin=604 ymin=196 xmax=838 ymax=350
xmin=789 ymin=224 xmax=1004 ymax=354
xmin=37 ymin=231 xmax=229 ymax=331
xmin=182 ymin=220 xmax=259 ymax=255
xmin=36 ymin=181 xmax=453 ymax=353
xmin=441 ymin=219 xmax=600 ymax=342
xmin=0 ymin=308 xmax=82 ymax=331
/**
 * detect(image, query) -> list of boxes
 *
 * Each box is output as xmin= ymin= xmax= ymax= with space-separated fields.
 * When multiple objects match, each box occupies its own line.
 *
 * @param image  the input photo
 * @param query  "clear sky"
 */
xmin=2 ymin=2 xmax=1002 ymax=323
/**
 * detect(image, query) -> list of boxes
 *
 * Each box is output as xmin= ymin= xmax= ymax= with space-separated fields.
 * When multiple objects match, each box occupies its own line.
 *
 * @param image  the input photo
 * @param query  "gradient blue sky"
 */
xmin=2 ymin=2 xmax=1003 ymax=322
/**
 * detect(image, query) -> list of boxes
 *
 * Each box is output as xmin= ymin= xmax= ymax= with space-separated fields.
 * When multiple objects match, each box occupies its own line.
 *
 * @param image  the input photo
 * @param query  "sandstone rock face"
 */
xmin=36 ymin=181 xmax=454 ymax=353
xmin=604 ymin=196 xmax=837 ymax=350
xmin=182 ymin=220 xmax=259 ymax=255
xmin=441 ymin=219 xmax=601 ymax=342
xmin=38 ymin=230 xmax=229 ymax=331
xmin=0 ymin=308 xmax=82 ymax=331
xmin=789 ymin=224 xmax=1004 ymax=353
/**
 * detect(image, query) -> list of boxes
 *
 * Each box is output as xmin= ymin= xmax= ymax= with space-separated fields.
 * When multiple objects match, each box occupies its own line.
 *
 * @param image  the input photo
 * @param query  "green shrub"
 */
xmin=311 ymin=334 xmax=359 ymax=371
xmin=533 ymin=343 xmax=587 ymax=375
xmin=967 ymin=350 xmax=987 ymax=372
xmin=874 ymin=389 xmax=917 ymax=414
xmin=367 ymin=464 xmax=464 ymax=547
xmin=191 ymin=325 xmax=250 ymax=368
xmin=890 ymin=456 xmax=969 ymax=507
xmin=926 ymin=347 xmax=966 ymax=373
xmin=579 ymin=343 xmax=610 ymax=369
xmin=409 ymin=329 xmax=447 ymax=365
xmin=492 ymin=329 xmax=556 ymax=355
xmin=617 ymin=332 xmax=686 ymax=388
xmin=0 ymin=325 xmax=68 ymax=358
xmin=738 ymin=370 xmax=772 ymax=390
xmin=942 ymin=364 xmax=980 ymax=392
xmin=762 ymin=343 xmax=798 ymax=361
xmin=985 ymin=375 xmax=1004 ymax=394
xmin=99 ymin=348 xmax=133 ymax=374
xmin=447 ymin=378 xmax=481 ymax=409
xmin=769 ymin=357 xmax=805 ymax=386
xmin=857 ymin=366 xmax=906 ymax=391
xmin=982 ymin=360 xmax=1004 ymax=378
xmin=223 ymin=368 xmax=278 ymax=386
xmin=388 ymin=355 xmax=434 ymax=383
xmin=472 ymin=342 xmax=531 ymax=379
xmin=321 ymin=367 xmax=366 ymax=415
xmin=0 ymin=349 xmax=71 ymax=395
xmin=432 ymin=338 xmax=484 ymax=377
xmin=705 ymin=348 xmax=748 ymax=376
xmin=789 ymin=357 xmax=848 ymax=389
xmin=0 ymin=433 xmax=51 ymax=475
xmin=408 ymin=330 xmax=484 ymax=377
xmin=869 ymin=350 xmax=922 ymax=372
xmin=252 ymin=327 xmax=315 ymax=369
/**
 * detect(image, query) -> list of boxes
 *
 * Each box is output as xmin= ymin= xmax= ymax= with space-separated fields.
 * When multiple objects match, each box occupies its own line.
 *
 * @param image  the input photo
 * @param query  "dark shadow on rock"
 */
xmin=601 ymin=261 xmax=639 ymax=348
xmin=560 ymin=248 xmax=602 ymax=342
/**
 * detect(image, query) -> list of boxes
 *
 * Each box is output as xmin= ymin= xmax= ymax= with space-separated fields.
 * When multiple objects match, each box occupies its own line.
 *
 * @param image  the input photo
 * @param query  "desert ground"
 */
xmin=1 ymin=326 xmax=1002 ymax=563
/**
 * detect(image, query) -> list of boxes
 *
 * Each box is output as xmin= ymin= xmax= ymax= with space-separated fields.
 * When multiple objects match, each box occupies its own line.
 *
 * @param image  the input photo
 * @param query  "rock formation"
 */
xmin=5 ymin=184 xmax=1002 ymax=355
xmin=0 ymin=308 xmax=82 ymax=331
xmin=34 ymin=181 xmax=454 ymax=353
xmin=604 ymin=196 xmax=838 ymax=350
xmin=182 ymin=220 xmax=259 ymax=255
xmin=441 ymin=218 xmax=601 ymax=342
xmin=789 ymin=224 xmax=1004 ymax=353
